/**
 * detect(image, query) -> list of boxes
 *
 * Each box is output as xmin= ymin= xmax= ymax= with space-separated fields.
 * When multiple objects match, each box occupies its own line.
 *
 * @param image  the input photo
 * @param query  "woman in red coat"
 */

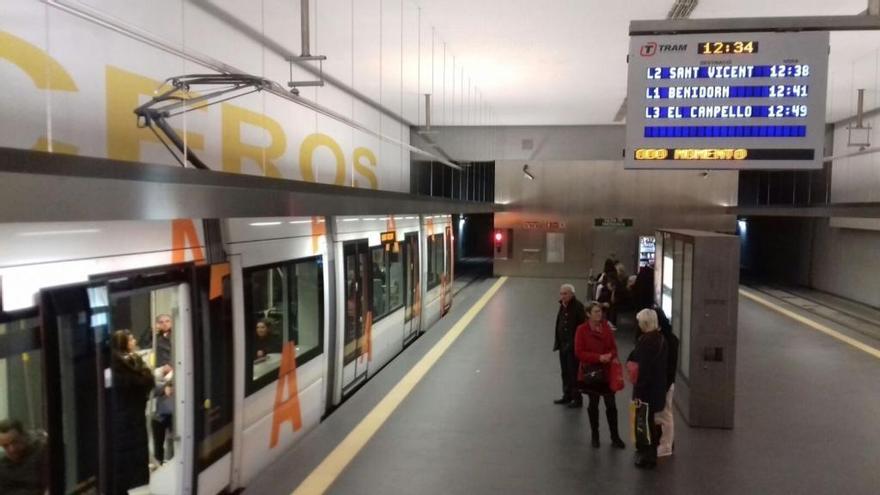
xmin=575 ymin=302 xmax=625 ymax=449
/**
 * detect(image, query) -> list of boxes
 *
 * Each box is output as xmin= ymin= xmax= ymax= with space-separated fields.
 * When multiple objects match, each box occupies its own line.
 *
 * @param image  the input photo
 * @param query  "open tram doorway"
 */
xmin=40 ymin=263 xmax=233 ymax=495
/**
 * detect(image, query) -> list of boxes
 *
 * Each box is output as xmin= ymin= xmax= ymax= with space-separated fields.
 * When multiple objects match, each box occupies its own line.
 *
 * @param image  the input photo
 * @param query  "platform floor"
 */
xmin=246 ymin=277 xmax=880 ymax=495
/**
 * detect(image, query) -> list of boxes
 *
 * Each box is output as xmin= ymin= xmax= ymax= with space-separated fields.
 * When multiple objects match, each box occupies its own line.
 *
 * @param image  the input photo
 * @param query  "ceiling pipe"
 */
xmin=300 ymin=0 xmax=311 ymax=57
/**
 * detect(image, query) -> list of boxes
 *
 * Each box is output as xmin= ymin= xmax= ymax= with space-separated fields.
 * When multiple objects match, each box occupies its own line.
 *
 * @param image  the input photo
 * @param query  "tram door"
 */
xmin=40 ymin=264 xmax=234 ymax=495
xmin=402 ymin=232 xmax=421 ymax=345
xmin=444 ymin=225 xmax=454 ymax=314
xmin=341 ymin=240 xmax=371 ymax=394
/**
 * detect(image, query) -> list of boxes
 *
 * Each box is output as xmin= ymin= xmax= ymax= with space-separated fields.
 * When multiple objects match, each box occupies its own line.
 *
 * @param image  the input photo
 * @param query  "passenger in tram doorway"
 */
xmin=654 ymin=306 xmax=678 ymax=458
xmin=574 ymin=302 xmax=626 ymax=449
xmin=0 ymin=418 xmax=47 ymax=495
xmin=154 ymin=314 xmax=174 ymax=371
xmin=255 ymin=319 xmax=282 ymax=359
xmin=110 ymin=330 xmax=155 ymax=493
xmin=152 ymin=380 xmax=174 ymax=465
xmin=627 ymin=309 xmax=668 ymax=469
xmin=553 ymin=284 xmax=586 ymax=408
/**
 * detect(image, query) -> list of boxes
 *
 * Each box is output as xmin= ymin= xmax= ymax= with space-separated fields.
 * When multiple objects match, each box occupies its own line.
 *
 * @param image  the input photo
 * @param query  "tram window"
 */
xmin=388 ymin=246 xmax=403 ymax=311
xmin=0 ymin=315 xmax=47 ymax=495
xmin=371 ymin=247 xmax=387 ymax=317
xmin=369 ymin=245 xmax=405 ymax=321
xmin=426 ymin=234 xmax=445 ymax=290
xmin=243 ymin=257 xmax=324 ymax=394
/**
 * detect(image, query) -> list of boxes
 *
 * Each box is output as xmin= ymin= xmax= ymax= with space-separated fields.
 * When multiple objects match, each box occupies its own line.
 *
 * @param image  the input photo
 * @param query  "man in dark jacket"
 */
xmin=629 ymin=309 xmax=668 ymax=469
xmin=0 ymin=419 xmax=46 ymax=495
xmin=553 ymin=284 xmax=586 ymax=407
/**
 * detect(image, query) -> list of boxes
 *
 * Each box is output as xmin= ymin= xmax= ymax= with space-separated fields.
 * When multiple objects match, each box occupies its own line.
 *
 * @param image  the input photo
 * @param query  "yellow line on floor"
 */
xmin=740 ymin=287 xmax=880 ymax=360
xmin=292 ymin=276 xmax=509 ymax=495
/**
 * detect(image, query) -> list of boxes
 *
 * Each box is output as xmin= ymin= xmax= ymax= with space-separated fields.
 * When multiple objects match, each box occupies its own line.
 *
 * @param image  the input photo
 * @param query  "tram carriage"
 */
xmin=0 ymin=213 xmax=454 ymax=494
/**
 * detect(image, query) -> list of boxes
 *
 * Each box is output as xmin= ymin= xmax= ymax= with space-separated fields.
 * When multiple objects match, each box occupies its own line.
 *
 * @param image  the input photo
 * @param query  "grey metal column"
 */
xmin=323 ymin=215 xmax=340 ymax=411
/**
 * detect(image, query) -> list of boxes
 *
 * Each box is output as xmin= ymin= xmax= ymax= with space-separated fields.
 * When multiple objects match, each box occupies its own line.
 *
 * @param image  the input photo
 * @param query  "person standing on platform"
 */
xmin=628 ymin=309 xmax=668 ymax=469
xmin=654 ymin=306 xmax=678 ymax=457
xmin=575 ymin=302 xmax=626 ymax=448
xmin=553 ymin=284 xmax=586 ymax=408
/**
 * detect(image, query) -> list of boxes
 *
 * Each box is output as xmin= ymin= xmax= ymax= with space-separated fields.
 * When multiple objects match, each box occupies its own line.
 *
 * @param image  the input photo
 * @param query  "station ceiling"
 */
xmin=419 ymin=0 xmax=880 ymax=125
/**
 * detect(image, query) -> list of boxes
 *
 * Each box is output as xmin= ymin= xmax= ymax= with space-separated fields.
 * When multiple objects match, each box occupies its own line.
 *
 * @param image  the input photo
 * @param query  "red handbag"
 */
xmin=609 ymin=359 xmax=625 ymax=392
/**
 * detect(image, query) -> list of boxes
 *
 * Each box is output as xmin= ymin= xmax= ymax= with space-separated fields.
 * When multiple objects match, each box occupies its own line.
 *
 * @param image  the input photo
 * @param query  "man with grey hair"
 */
xmin=553 ymin=283 xmax=586 ymax=407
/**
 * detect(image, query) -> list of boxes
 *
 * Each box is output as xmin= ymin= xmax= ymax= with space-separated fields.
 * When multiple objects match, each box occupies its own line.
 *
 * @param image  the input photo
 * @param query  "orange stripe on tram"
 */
xmin=171 ymin=219 xmax=205 ymax=264
xmin=364 ymin=311 xmax=373 ymax=362
xmin=270 ymin=341 xmax=303 ymax=448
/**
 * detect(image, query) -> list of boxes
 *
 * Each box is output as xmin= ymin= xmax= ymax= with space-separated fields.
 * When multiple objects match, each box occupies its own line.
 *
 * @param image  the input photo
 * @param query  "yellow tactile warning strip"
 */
xmin=292 ymin=277 xmax=509 ymax=495
xmin=740 ymin=287 xmax=880 ymax=360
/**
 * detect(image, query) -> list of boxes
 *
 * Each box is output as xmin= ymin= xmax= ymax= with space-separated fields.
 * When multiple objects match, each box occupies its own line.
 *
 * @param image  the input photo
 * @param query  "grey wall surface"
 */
xmin=411 ymin=125 xmax=626 ymax=163
xmin=493 ymin=159 xmax=737 ymax=279
xmin=810 ymin=219 xmax=880 ymax=307
xmin=798 ymin=119 xmax=880 ymax=307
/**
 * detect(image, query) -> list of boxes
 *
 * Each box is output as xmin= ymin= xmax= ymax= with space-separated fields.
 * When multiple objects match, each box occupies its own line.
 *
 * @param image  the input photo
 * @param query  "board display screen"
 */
xmin=626 ymin=31 xmax=829 ymax=169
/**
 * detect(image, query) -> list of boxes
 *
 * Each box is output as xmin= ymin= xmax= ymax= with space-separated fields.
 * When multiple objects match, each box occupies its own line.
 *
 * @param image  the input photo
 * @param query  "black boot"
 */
xmin=568 ymin=394 xmax=583 ymax=408
xmin=607 ymin=405 xmax=625 ymax=449
xmin=588 ymin=401 xmax=600 ymax=448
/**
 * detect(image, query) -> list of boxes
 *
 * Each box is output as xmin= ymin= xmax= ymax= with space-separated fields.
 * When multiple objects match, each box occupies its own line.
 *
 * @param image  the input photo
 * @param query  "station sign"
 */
xmin=625 ymin=31 xmax=829 ymax=169
xmin=595 ymin=217 xmax=634 ymax=228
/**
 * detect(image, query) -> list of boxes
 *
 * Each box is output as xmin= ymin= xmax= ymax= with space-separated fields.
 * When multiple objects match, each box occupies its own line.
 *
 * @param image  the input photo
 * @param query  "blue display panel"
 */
xmin=646 ymin=85 xmax=809 ymax=99
xmin=647 ymin=64 xmax=811 ymax=79
xmin=645 ymin=105 xmax=808 ymax=119
xmin=626 ymin=31 xmax=829 ymax=170
xmin=644 ymin=125 xmax=807 ymax=138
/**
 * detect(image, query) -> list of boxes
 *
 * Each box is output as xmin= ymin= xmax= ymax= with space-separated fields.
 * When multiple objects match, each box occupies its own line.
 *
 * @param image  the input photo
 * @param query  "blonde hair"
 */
xmin=636 ymin=308 xmax=659 ymax=332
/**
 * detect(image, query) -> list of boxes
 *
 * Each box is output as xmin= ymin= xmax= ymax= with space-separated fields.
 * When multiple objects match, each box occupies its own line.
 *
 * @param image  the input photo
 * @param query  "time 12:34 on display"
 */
xmin=698 ymin=41 xmax=758 ymax=55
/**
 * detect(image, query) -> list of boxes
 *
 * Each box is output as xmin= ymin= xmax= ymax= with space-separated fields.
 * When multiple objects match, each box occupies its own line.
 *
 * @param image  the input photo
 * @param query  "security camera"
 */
xmin=523 ymin=164 xmax=535 ymax=180
xmin=701 ymin=170 xmax=710 ymax=179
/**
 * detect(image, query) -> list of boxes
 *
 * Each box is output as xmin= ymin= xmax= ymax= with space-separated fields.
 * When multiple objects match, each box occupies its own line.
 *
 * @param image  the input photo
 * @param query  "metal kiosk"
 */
xmin=655 ymin=229 xmax=739 ymax=429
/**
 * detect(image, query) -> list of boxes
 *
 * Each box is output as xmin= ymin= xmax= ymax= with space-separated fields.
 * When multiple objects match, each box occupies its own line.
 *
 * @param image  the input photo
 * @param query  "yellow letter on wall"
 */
xmin=106 ymin=66 xmax=204 ymax=162
xmin=353 ymin=147 xmax=378 ymax=189
xmin=221 ymin=104 xmax=285 ymax=177
xmin=299 ymin=133 xmax=346 ymax=185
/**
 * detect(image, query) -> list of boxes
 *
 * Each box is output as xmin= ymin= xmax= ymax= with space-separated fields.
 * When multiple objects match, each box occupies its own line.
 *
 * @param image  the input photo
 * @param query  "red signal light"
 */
xmin=494 ymin=232 xmax=503 ymax=243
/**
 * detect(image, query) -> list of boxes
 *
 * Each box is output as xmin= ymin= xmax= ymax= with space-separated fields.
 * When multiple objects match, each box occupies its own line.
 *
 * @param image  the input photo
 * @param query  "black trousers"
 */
xmin=557 ymin=348 xmax=580 ymax=402
xmin=587 ymin=393 xmax=621 ymax=439
xmin=152 ymin=415 xmax=173 ymax=463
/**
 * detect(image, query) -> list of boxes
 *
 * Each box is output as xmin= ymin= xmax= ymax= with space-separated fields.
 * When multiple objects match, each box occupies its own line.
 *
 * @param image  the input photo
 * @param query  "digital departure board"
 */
xmin=625 ymin=31 xmax=829 ymax=169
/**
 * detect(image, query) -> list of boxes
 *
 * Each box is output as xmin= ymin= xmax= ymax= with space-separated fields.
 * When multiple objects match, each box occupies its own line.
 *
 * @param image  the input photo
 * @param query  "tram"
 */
xmin=0 ymin=213 xmax=454 ymax=494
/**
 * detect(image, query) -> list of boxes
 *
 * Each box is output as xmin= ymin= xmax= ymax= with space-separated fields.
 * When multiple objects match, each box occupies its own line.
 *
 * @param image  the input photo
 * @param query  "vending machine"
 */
xmin=638 ymin=235 xmax=656 ymax=268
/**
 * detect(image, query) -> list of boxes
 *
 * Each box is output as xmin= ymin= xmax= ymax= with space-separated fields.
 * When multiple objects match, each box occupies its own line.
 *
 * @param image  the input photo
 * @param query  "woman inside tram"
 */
xmin=110 ymin=330 xmax=155 ymax=493
xmin=255 ymin=319 xmax=282 ymax=360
